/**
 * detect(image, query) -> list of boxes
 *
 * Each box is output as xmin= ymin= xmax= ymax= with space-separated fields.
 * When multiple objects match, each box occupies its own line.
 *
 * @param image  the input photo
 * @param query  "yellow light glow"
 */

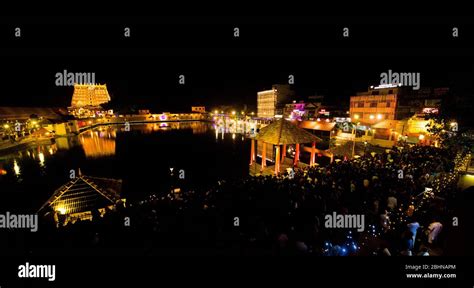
xmin=450 ymin=122 xmax=457 ymax=126
xmin=377 ymin=114 xmax=382 ymax=120
xmin=88 ymin=121 xmax=92 ymax=125
xmin=3 ymin=124 xmax=9 ymax=129
xmin=38 ymin=152 xmax=45 ymax=166
xmin=419 ymin=134 xmax=425 ymax=140
xmin=32 ymin=121 xmax=37 ymax=125
xmin=369 ymin=115 xmax=375 ymax=120
xmin=13 ymin=160 xmax=20 ymax=176
xmin=221 ymin=111 xmax=224 ymax=114
xmin=354 ymin=114 xmax=360 ymax=120
xmin=232 ymin=111 xmax=236 ymax=115
xmin=56 ymin=206 xmax=67 ymax=215
xmin=214 ymin=110 xmax=218 ymax=114
xmin=251 ymin=112 xmax=255 ymax=115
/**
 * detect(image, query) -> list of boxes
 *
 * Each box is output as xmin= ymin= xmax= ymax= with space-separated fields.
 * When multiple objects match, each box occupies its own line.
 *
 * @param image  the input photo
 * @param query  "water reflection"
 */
xmin=142 ymin=121 xmax=209 ymax=134
xmin=0 ymin=144 xmax=59 ymax=178
xmin=214 ymin=117 xmax=257 ymax=134
xmin=0 ymin=121 xmax=248 ymax=183
xmin=79 ymin=126 xmax=116 ymax=158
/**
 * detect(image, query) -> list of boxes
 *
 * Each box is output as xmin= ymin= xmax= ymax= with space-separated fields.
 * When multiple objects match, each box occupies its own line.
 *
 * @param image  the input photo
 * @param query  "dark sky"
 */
xmin=0 ymin=17 xmax=474 ymax=114
xmin=0 ymin=55 xmax=472 ymax=112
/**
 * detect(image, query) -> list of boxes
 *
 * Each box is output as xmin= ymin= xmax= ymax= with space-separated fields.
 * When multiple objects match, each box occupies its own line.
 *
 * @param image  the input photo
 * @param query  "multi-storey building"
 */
xmin=350 ymin=85 xmax=447 ymax=125
xmin=70 ymin=84 xmax=111 ymax=108
xmin=257 ymin=84 xmax=294 ymax=118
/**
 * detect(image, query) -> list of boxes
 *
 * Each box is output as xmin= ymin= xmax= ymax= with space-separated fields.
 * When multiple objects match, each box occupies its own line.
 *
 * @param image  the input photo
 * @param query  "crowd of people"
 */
xmin=24 ymin=144 xmax=469 ymax=256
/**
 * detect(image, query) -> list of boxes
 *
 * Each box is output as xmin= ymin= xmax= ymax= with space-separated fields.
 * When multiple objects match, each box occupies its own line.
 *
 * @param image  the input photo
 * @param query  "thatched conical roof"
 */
xmin=255 ymin=119 xmax=322 ymax=145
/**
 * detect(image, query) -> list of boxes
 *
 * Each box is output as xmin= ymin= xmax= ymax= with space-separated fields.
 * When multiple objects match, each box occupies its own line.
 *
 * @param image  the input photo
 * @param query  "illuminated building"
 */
xmin=257 ymin=84 xmax=294 ymax=118
xmin=350 ymin=86 xmax=398 ymax=125
xmin=70 ymin=84 xmax=111 ymax=107
xmin=350 ymin=85 xmax=448 ymax=125
xmin=283 ymin=101 xmax=306 ymax=120
xmin=191 ymin=106 xmax=206 ymax=113
xmin=69 ymin=84 xmax=111 ymax=118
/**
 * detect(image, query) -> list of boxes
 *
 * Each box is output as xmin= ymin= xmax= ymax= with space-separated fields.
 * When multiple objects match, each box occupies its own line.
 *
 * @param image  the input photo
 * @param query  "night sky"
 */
xmin=1 ymin=56 xmax=473 ymax=111
xmin=0 ymin=17 xmax=473 ymax=120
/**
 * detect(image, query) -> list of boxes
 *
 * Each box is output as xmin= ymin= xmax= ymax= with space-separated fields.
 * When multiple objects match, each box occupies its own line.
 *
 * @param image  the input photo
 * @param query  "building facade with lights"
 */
xmin=257 ymin=84 xmax=294 ymax=118
xmin=350 ymin=87 xmax=398 ymax=125
xmin=191 ymin=106 xmax=206 ymax=113
xmin=69 ymin=84 xmax=111 ymax=118
xmin=70 ymin=84 xmax=111 ymax=107
xmin=349 ymin=85 xmax=449 ymax=147
xmin=350 ymin=85 xmax=448 ymax=125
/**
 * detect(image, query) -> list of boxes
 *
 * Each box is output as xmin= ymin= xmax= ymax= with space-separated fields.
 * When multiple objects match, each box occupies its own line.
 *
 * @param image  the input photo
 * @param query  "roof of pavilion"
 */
xmin=38 ymin=173 xmax=122 ymax=215
xmin=255 ymin=119 xmax=322 ymax=145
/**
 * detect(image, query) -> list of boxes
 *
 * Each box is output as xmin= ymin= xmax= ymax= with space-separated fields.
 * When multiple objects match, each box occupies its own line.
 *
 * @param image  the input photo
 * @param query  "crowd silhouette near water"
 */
xmin=26 ymin=142 xmax=471 ymax=256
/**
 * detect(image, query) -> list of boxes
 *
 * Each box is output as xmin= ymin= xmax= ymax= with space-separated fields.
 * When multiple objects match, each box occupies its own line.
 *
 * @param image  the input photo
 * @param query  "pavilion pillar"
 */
xmin=282 ymin=144 xmax=286 ymax=163
xmin=261 ymin=141 xmax=266 ymax=171
xmin=294 ymin=143 xmax=300 ymax=167
xmin=275 ymin=145 xmax=281 ymax=175
xmin=249 ymin=138 xmax=255 ymax=165
xmin=310 ymin=141 xmax=316 ymax=166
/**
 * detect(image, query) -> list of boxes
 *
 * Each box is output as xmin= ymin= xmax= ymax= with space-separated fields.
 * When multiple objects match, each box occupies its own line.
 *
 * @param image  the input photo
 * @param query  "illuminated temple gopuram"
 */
xmin=69 ymin=84 xmax=112 ymax=118
xmin=70 ymin=84 xmax=111 ymax=107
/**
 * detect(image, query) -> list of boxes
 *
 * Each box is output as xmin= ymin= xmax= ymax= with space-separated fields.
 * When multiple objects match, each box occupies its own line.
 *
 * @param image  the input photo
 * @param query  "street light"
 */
xmin=450 ymin=121 xmax=458 ymax=132
xmin=232 ymin=111 xmax=236 ymax=116
xmin=351 ymin=122 xmax=360 ymax=159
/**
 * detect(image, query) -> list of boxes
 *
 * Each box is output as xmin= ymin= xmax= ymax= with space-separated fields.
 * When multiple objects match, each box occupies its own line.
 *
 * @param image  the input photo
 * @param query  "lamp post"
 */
xmin=351 ymin=122 xmax=360 ymax=159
